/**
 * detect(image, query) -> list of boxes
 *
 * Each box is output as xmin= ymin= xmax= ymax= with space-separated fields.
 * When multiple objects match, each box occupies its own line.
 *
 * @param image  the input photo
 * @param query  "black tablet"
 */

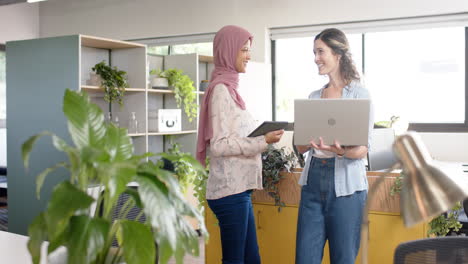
xmin=248 ymin=121 xmax=289 ymax=137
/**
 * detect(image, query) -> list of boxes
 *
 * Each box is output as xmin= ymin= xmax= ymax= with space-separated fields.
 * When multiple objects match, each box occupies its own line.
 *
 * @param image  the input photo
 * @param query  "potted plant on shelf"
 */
xmin=150 ymin=68 xmax=197 ymax=122
xmin=22 ymin=89 xmax=207 ymax=264
xmin=255 ymin=145 xmax=297 ymax=211
xmin=92 ymin=61 xmax=129 ymax=122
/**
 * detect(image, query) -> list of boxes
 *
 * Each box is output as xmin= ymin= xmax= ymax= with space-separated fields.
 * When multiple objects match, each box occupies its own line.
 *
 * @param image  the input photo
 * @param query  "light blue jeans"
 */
xmin=295 ymin=157 xmax=367 ymax=264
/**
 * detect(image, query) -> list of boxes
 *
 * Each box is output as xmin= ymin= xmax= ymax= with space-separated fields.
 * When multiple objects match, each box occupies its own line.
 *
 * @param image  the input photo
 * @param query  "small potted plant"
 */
xmin=92 ymin=61 xmax=129 ymax=121
xmin=253 ymin=145 xmax=297 ymax=211
xmin=150 ymin=68 xmax=197 ymax=122
xmin=149 ymin=69 xmax=169 ymax=88
xmin=22 ymin=89 xmax=207 ymax=264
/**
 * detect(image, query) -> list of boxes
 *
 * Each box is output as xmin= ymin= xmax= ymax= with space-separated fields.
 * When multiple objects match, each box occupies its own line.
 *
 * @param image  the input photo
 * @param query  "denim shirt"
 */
xmin=298 ymin=81 xmax=374 ymax=197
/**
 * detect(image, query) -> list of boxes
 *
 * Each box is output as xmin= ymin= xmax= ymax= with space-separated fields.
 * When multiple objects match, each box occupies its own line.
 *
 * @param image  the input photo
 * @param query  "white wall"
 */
xmin=39 ymin=0 xmax=468 ymax=63
xmin=37 ymin=0 xmax=468 ymax=162
xmin=0 ymin=2 xmax=39 ymax=44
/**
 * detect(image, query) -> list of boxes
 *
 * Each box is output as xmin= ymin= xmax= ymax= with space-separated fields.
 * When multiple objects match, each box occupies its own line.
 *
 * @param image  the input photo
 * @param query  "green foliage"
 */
xmin=428 ymin=202 xmax=463 ymax=237
xmin=92 ymin=61 xmax=129 ymax=107
xmin=390 ymin=172 xmax=404 ymax=196
xmin=374 ymin=115 xmax=400 ymax=128
xmin=158 ymin=141 xmax=209 ymax=216
xmin=151 ymin=68 xmax=197 ymax=122
xmin=22 ymin=89 xmax=206 ymax=264
xmin=261 ymin=145 xmax=297 ymax=212
xmin=388 ymin=172 xmax=463 ymax=237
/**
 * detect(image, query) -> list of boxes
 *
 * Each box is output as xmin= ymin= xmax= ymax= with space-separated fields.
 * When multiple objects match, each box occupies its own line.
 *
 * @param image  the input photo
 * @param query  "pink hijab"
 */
xmin=196 ymin=25 xmax=253 ymax=166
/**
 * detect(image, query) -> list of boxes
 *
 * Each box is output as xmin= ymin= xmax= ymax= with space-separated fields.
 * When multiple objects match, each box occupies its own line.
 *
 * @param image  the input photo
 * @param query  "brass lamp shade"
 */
xmin=393 ymin=132 xmax=468 ymax=227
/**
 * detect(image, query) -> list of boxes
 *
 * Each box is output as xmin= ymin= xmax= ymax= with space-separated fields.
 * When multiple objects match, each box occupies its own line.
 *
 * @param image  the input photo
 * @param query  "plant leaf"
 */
xmin=101 ymin=162 xmax=137 ymax=218
xmin=22 ymin=131 xmax=50 ymax=170
xmin=27 ymin=213 xmax=47 ymax=264
xmin=62 ymin=89 xmax=106 ymax=150
xmin=36 ymin=162 xmax=67 ymax=199
xmin=104 ymin=125 xmax=134 ymax=162
xmin=118 ymin=220 xmax=155 ymax=264
xmin=66 ymin=215 xmax=110 ymax=264
xmin=45 ymin=181 xmax=94 ymax=241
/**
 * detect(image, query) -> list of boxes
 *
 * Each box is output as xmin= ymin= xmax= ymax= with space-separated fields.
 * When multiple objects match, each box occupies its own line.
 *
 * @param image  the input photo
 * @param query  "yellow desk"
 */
xmin=205 ymin=171 xmax=427 ymax=264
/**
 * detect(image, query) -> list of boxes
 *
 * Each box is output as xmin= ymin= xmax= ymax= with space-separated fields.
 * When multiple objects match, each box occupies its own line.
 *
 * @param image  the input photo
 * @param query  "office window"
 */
xmin=273 ymin=25 xmax=467 ymax=131
xmin=148 ymin=42 xmax=213 ymax=57
xmin=148 ymin=46 xmax=169 ymax=56
xmin=365 ymin=27 xmax=465 ymax=124
xmin=275 ymin=34 xmax=362 ymax=121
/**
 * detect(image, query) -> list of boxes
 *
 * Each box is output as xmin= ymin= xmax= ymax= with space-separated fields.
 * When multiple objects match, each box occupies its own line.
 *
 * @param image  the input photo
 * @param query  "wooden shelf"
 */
xmin=199 ymin=55 xmax=213 ymax=63
xmin=148 ymin=130 xmax=197 ymax=136
xmin=148 ymin=88 xmax=174 ymax=94
xmin=128 ymin=133 xmax=146 ymax=137
xmin=81 ymin=85 xmax=146 ymax=93
xmin=80 ymin=35 xmax=145 ymax=49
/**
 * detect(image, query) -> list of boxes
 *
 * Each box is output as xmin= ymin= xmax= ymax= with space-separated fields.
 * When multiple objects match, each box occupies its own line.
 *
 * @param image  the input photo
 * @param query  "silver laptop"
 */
xmin=294 ymin=99 xmax=370 ymax=146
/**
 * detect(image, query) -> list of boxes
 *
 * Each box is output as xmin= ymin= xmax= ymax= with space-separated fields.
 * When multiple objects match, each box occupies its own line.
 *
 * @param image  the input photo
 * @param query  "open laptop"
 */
xmin=294 ymin=99 xmax=370 ymax=146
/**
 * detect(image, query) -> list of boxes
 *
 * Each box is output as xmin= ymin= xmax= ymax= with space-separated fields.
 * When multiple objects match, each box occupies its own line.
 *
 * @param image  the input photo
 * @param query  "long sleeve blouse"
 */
xmin=206 ymin=84 xmax=268 ymax=199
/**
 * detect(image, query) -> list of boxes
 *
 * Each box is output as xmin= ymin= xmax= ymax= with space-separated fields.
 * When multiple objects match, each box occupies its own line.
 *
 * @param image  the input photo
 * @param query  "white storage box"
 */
xmin=158 ymin=109 xmax=181 ymax=132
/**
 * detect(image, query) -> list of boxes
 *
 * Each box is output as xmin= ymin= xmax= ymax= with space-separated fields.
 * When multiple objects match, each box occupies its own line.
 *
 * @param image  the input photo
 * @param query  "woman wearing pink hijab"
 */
xmin=197 ymin=25 xmax=284 ymax=264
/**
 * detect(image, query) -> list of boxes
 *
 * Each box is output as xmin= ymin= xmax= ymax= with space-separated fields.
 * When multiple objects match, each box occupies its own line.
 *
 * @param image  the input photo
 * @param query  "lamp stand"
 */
xmin=360 ymin=163 xmax=401 ymax=264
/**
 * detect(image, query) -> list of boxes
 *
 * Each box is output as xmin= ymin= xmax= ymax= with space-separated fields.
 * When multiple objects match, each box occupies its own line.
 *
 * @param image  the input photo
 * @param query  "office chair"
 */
xmin=101 ymin=187 xmax=158 ymax=264
xmin=393 ymin=236 xmax=468 ymax=264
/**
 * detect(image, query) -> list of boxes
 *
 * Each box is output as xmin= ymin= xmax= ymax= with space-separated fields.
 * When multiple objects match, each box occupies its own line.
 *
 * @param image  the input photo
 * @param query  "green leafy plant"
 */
xmin=150 ymin=68 xmax=197 ymax=122
xmin=22 ymin=89 xmax=206 ymax=264
xmin=92 ymin=61 xmax=129 ymax=113
xmin=389 ymin=173 xmax=462 ymax=237
xmin=390 ymin=172 xmax=404 ymax=196
xmin=374 ymin=115 xmax=400 ymax=128
xmin=158 ymin=141 xmax=209 ymax=215
xmin=261 ymin=145 xmax=297 ymax=212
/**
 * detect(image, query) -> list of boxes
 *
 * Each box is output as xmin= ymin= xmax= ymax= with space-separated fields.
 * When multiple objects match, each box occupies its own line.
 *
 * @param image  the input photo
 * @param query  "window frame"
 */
xmin=271 ymin=26 xmax=468 ymax=133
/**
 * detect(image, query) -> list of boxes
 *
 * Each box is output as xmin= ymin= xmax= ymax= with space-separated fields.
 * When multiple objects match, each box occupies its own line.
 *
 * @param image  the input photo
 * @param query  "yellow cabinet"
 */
xmin=254 ymin=204 xmax=298 ymax=264
xmin=204 ymin=172 xmax=427 ymax=264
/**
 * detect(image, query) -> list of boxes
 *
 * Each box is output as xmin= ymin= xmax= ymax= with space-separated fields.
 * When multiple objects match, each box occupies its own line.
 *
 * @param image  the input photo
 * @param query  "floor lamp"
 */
xmin=360 ymin=132 xmax=468 ymax=264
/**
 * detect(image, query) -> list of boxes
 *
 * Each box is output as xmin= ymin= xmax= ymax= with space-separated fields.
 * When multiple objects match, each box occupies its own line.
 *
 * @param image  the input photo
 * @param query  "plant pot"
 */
xmin=252 ymin=169 xmax=302 ymax=206
xmin=199 ymin=80 xmax=209 ymax=91
xmin=86 ymin=73 xmax=102 ymax=86
xmin=151 ymin=77 xmax=169 ymax=88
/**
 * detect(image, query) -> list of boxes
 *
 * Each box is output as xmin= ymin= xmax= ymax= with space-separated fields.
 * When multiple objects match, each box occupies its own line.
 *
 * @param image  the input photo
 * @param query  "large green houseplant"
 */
xmin=150 ymin=69 xmax=197 ymax=122
xmin=22 ymin=89 xmax=207 ymax=264
xmin=92 ymin=61 xmax=129 ymax=120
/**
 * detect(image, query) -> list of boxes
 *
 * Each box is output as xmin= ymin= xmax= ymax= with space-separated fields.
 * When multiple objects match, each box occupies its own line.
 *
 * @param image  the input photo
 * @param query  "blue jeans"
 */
xmin=207 ymin=190 xmax=261 ymax=264
xmin=296 ymin=158 xmax=367 ymax=264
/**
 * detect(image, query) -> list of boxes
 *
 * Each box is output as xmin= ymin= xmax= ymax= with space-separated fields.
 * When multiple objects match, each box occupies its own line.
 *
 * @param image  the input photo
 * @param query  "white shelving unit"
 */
xmin=6 ymin=34 xmax=214 ymax=235
xmin=79 ymin=35 xmax=215 ymax=159
xmin=147 ymin=53 xmax=214 ymax=158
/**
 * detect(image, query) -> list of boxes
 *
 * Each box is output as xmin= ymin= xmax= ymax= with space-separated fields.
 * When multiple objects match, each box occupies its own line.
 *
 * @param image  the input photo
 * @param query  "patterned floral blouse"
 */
xmin=206 ymin=84 xmax=268 ymax=200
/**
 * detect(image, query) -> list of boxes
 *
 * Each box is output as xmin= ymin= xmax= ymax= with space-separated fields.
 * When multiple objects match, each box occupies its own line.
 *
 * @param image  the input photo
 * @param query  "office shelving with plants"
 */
xmin=7 ymin=34 xmax=213 ymax=234
xmin=147 ymin=52 xmax=214 ymax=158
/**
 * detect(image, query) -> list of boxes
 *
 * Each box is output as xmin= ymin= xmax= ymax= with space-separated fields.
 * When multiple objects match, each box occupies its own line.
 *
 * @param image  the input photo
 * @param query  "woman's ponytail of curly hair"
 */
xmin=315 ymin=28 xmax=360 ymax=84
